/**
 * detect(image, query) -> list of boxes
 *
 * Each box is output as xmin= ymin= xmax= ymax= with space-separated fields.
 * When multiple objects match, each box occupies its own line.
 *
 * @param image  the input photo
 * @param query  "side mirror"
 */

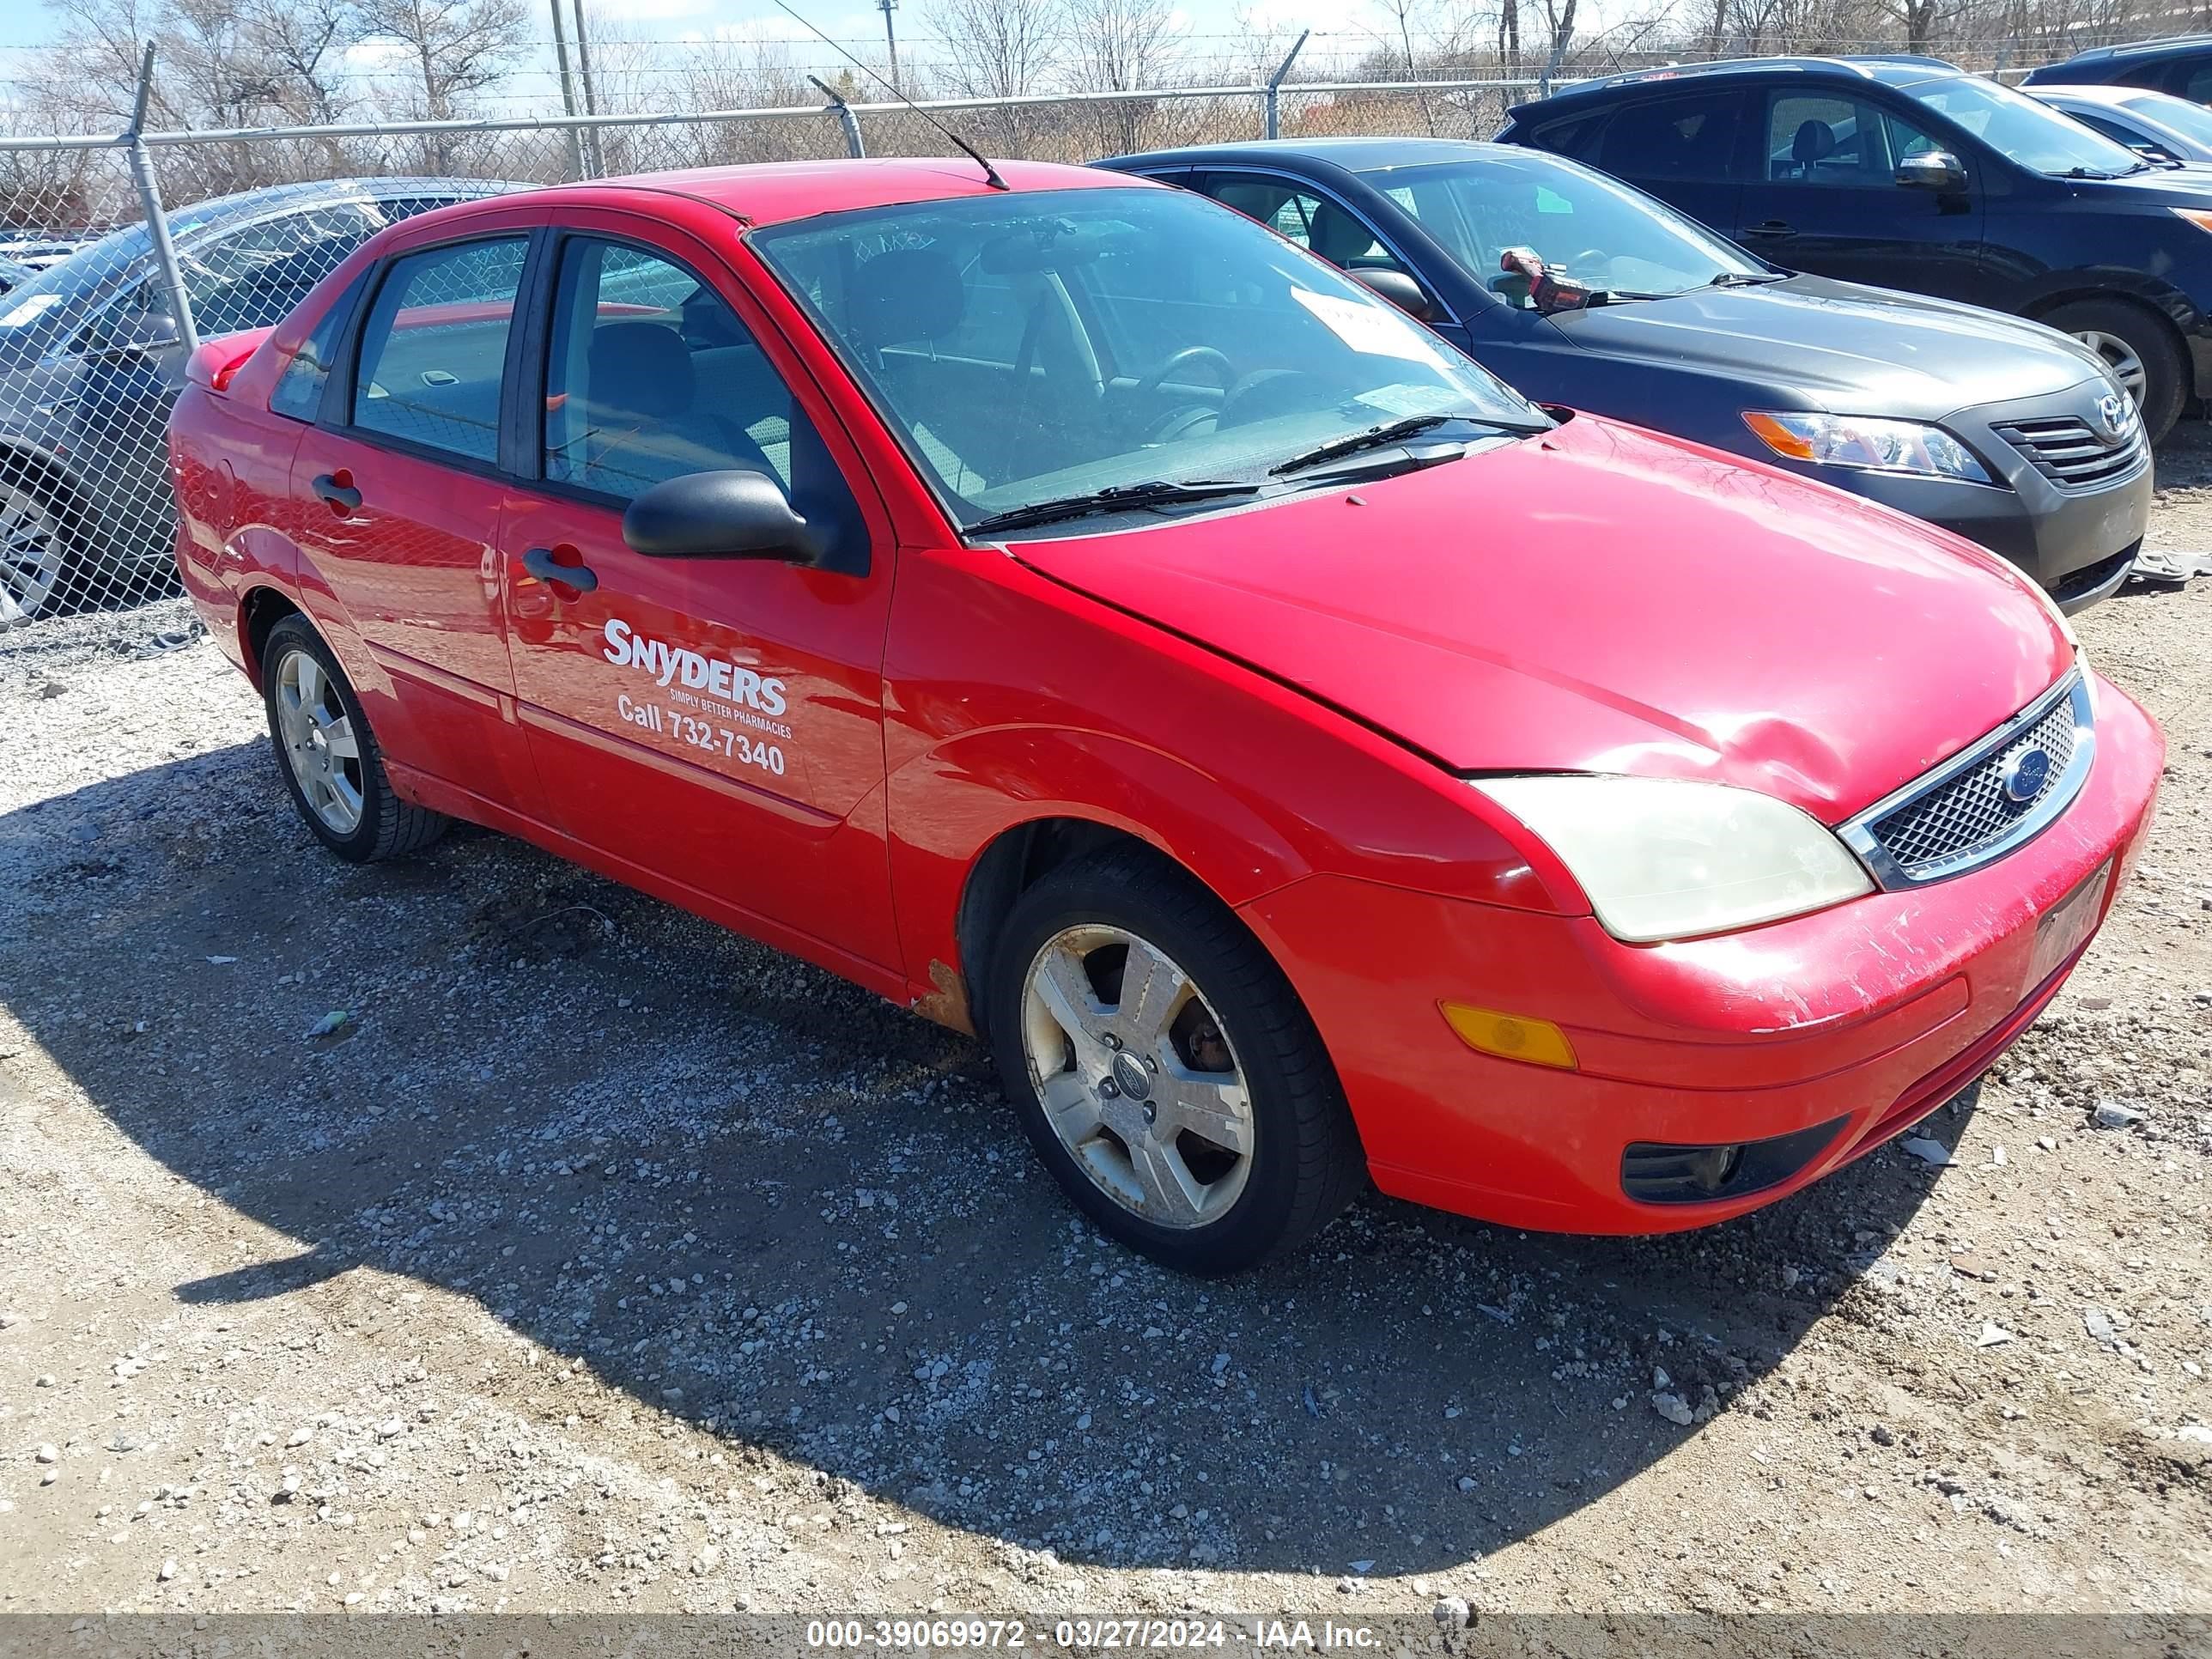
xmin=622 ymin=469 xmax=820 ymax=563
xmin=85 ymin=307 xmax=182 ymax=362
xmin=1354 ymin=268 xmax=1436 ymax=322
xmin=1896 ymin=151 xmax=1966 ymax=192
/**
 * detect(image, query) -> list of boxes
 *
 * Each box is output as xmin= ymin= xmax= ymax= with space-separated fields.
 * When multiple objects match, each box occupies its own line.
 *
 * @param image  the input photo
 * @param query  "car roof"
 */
xmin=2041 ymin=33 xmax=2212 ymax=67
xmin=2030 ymin=82 xmax=2182 ymax=106
xmin=1103 ymin=136 xmax=1512 ymax=173
xmin=1510 ymin=53 xmax=1966 ymax=113
xmin=491 ymin=158 xmax=1138 ymax=228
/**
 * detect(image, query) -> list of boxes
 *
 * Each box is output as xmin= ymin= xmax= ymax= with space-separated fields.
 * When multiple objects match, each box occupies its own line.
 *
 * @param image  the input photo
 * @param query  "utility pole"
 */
xmin=572 ymin=0 xmax=605 ymax=176
xmin=548 ymin=0 xmax=586 ymax=179
xmin=878 ymin=0 xmax=900 ymax=90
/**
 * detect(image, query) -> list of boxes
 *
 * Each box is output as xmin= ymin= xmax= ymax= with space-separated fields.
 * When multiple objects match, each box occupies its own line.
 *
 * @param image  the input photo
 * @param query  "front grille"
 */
xmin=1992 ymin=414 xmax=2147 ymax=489
xmin=1863 ymin=684 xmax=2081 ymax=878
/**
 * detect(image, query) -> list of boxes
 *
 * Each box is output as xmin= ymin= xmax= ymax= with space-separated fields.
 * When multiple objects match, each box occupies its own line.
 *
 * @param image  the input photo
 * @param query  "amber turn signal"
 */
xmin=1438 ymin=1002 xmax=1577 ymax=1070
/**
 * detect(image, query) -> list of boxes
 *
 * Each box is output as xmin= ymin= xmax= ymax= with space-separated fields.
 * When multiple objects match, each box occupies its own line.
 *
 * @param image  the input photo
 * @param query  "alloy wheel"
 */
xmin=1018 ymin=923 xmax=1255 ymax=1228
xmin=0 ymin=485 xmax=65 ymax=627
xmin=2070 ymin=328 xmax=2148 ymax=403
xmin=274 ymin=647 xmax=365 ymax=836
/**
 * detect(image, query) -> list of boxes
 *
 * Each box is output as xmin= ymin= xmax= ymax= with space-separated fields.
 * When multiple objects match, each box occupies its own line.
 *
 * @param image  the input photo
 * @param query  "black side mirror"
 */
xmin=1353 ymin=268 xmax=1436 ymax=322
xmin=1896 ymin=151 xmax=1966 ymax=192
xmin=622 ymin=469 xmax=821 ymax=563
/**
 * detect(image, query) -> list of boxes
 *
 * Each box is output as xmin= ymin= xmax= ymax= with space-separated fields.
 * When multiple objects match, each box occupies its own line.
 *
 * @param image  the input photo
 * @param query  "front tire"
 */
xmin=2045 ymin=297 xmax=2185 ymax=443
xmin=0 ymin=478 xmax=75 ymax=627
xmin=260 ymin=615 xmax=447 ymax=863
xmin=987 ymin=848 xmax=1364 ymax=1274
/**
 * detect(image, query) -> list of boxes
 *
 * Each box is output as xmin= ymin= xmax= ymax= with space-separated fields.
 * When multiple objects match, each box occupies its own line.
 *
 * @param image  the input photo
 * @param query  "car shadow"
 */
xmin=0 ymin=741 xmax=1966 ymax=1577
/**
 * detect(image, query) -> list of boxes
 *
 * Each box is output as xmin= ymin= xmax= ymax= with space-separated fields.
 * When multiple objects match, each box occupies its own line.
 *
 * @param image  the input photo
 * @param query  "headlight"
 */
xmin=1475 ymin=775 xmax=1874 ymax=943
xmin=1742 ymin=411 xmax=1994 ymax=484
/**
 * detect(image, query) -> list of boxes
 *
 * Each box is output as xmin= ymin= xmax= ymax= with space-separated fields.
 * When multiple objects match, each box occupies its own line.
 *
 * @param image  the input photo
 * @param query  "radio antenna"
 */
xmin=773 ymin=0 xmax=1009 ymax=191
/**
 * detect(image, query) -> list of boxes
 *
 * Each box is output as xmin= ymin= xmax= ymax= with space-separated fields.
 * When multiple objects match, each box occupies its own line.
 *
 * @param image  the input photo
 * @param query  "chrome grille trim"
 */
xmin=1838 ymin=669 xmax=2094 ymax=890
xmin=1991 ymin=415 xmax=2148 ymax=490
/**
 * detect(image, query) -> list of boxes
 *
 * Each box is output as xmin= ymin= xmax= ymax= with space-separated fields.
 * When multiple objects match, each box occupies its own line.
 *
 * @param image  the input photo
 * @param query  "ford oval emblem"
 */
xmin=1998 ymin=746 xmax=2051 ymax=805
xmin=2096 ymin=392 xmax=2133 ymax=441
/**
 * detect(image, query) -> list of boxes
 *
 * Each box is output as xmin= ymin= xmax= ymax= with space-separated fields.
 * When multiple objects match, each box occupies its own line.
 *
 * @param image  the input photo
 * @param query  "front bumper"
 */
xmin=1238 ymin=671 xmax=2164 ymax=1235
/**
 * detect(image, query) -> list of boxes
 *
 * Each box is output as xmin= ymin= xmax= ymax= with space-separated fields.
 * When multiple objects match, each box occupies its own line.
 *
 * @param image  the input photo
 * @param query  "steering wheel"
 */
xmin=1133 ymin=344 xmax=1234 ymax=402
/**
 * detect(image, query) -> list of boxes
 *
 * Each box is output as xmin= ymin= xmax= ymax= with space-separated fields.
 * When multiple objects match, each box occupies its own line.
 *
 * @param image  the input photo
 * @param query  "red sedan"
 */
xmin=167 ymin=160 xmax=2163 ymax=1273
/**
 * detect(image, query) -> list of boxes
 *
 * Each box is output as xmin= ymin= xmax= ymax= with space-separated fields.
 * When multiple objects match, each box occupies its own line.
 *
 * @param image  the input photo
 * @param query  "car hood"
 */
xmin=1546 ymin=275 xmax=2107 ymax=412
xmin=1010 ymin=416 xmax=2072 ymax=824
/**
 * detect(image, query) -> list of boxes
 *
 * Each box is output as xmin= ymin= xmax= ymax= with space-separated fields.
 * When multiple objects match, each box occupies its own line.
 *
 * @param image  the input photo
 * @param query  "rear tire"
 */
xmin=987 ymin=847 xmax=1364 ymax=1274
xmin=260 ymin=615 xmax=447 ymax=863
xmin=2044 ymin=297 xmax=2185 ymax=443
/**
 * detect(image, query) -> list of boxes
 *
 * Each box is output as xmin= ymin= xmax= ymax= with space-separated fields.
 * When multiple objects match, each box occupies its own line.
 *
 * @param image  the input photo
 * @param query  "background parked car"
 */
xmin=2028 ymin=83 xmax=2212 ymax=165
xmin=1103 ymin=137 xmax=2150 ymax=610
xmin=1497 ymin=55 xmax=2212 ymax=441
xmin=0 ymin=235 xmax=97 ymax=272
xmin=0 ymin=177 xmax=512 ymax=627
xmin=2022 ymin=33 xmax=2212 ymax=100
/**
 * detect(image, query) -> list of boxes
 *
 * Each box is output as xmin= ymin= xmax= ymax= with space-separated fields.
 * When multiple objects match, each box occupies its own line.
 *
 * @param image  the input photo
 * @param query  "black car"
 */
xmin=2021 ymin=34 xmax=2212 ymax=101
xmin=1100 ymin=137 xmax=2149 ymax=609
xmin=0 ymin=177 xmax=512 ymax=626
xmin=1497 ymin=55 xmax=2212 ymax=441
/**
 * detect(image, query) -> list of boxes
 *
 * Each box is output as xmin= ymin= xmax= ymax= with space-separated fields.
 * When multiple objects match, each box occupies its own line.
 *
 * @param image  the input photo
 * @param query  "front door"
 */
xmin=498 ymin=224 xmax=901 ymax=975
xmin=292 ymin=231 xmax=541 ymax=808
xmin=1733 ymin=89 xmax=1991 ymax=304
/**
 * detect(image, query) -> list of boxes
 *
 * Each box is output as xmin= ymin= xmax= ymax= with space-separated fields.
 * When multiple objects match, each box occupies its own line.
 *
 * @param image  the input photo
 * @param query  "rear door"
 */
xmin=496 ymin=215 xmax=902 ymax=973
xmin=1732 ymin=88 xmax=1993 ymax=304
xmin=1565 ymin=88 xmax=1749 ymax=237
xmin=292 ymin=224 xmax=544 ymax=810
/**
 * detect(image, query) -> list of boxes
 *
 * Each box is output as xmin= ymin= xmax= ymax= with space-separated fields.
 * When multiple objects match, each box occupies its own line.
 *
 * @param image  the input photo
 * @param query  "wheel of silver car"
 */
xmin=2070 ymin=328 xmax=2147 ymax=401
xmin=1020 ymin=921 xmax=1256 ymax=1229
xmin=988 ymin=847 xmax=1364 ymax=1273
xmin=274 ymin=644 xmax=365 ymax=836
xmin=258 ymin=613 xmax=448 ymax=864
xmin=0 ymin=481 xmax=69 ymax=628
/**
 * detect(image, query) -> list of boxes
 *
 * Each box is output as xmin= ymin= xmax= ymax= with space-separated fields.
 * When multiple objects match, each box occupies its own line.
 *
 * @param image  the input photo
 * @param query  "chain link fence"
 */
xmin=0 ymin=33 xmax=2112 ymax=637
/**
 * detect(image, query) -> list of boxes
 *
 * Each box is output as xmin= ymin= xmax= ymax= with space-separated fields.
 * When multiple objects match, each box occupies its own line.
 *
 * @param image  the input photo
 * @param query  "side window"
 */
xmin=270 ymin=269 xmax=369 ymax=422
xmin=544 ymin=238 xmax=797 ymax=500
xmin=349 ymin=237 xmax=526 ymax=464
xmin=2180 ymin=63 xmax=2212 ymax=103
xmin=2070 ymin=111 xmax=2149 ymax=153
xmin=72 ymin=274 xmax=167 ymax=355
xmin=1765 ymin=94 xmax=1935 ymax=185
xmin=1196 ymin=175 xmax=1407 ymax=276
xmin=1594 ymin=92 xmax=1746 ymax=183
xmin=1528 ymin=110 xmax=1613 ymax=164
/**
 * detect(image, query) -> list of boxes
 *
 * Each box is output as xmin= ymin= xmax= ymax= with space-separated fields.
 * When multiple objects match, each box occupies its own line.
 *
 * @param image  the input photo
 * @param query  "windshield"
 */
xmin=0 ymin=222 xmax=153 ymax=356
xmin=1364 ymin=153 xmax=1768 ymax=301
xmin=748 ymin=186 xmax=1543 ymax=528
xmin=2119 ymin=90 xmax=2212 ymax=149
xmin=1908 ymin=75 xmax=2148 ymax=176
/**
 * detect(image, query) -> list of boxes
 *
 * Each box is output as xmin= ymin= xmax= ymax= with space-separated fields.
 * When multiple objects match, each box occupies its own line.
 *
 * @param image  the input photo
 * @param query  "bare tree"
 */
xmin=357 ymin=0 xmax=532 ymax=125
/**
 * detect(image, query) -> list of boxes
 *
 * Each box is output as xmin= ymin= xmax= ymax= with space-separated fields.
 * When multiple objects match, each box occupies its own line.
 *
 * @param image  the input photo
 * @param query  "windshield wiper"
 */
xmin=1708 ymin=271 xmax=1788 ymax=287
xmin=2054 ymin=165 xmax=2128 ymax=179
xmin=965 ymin=478 xmax=1258 ymax=534
xmin=1267 ymin=412 xmax=1546 ymax=477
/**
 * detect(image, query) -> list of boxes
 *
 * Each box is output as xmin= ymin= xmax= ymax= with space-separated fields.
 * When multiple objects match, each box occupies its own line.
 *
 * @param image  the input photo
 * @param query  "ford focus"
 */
xmin=167 ymin=161 xmax=2163 ymax=1273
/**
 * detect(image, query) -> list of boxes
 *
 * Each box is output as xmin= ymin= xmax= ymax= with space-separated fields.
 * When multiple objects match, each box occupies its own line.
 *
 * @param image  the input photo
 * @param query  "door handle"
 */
xmin=311 ymin=471 xmax=361 ymax=513
xmin=1741 ymin=220 xmax=1796 ymax=240
xmin=522 ymin=545 xmax=599 ymax=593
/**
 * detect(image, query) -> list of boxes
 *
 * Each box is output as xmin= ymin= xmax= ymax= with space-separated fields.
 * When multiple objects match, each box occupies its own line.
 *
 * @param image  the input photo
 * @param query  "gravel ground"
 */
xmin=0 ymin=454 xmax=2208 ymax=1630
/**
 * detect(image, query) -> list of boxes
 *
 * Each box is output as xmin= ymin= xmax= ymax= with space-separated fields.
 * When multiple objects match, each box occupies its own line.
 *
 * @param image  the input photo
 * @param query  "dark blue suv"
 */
xmin=1497 ymin=55 xmax=2212 ymax=440
xmin=2021 ymin=34 xmax=2212 ymax=101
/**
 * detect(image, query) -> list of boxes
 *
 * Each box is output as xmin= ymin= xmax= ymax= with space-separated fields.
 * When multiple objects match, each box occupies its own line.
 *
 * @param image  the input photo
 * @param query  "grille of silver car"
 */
xmin=1864 ymin=690 xmax=2081 ymax=877
xmin=1991 ymin=415 xmax=2148 ymax=489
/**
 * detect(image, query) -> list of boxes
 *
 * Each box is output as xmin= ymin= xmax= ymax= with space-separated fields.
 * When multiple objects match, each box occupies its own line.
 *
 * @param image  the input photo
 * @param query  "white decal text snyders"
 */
xmin=601 ymin=618 xmax=787 ymax=717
